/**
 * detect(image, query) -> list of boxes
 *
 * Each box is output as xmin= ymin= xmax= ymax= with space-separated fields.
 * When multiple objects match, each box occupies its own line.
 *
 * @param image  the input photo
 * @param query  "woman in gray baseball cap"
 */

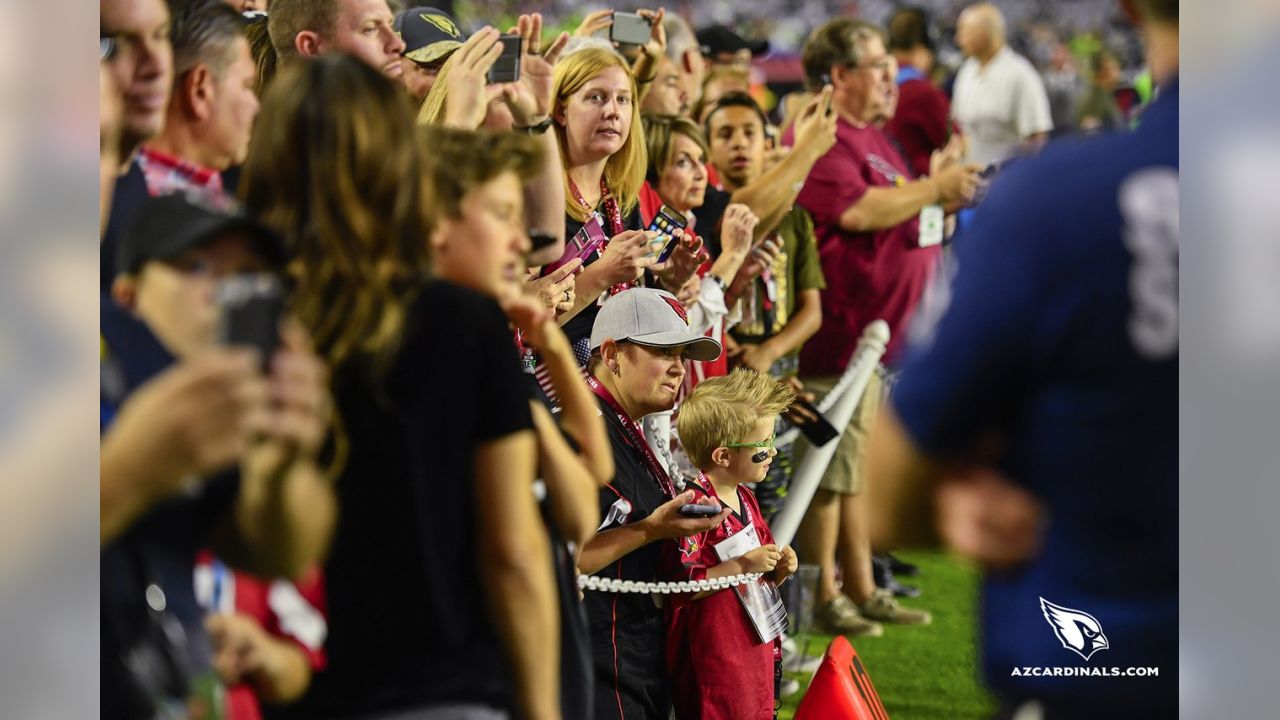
xmin=577 ymin=287 xmax=729 ymax=720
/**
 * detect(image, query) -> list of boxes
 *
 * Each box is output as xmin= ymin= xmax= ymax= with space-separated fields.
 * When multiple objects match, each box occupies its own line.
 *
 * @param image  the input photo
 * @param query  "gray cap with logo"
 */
xmin=589 ymin=288 xmax=722 ymax=362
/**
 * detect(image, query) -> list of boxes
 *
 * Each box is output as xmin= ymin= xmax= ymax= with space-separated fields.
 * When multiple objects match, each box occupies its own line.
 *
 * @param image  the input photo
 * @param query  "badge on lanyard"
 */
xmin=918 ymin=204 xmax=945 ymax=248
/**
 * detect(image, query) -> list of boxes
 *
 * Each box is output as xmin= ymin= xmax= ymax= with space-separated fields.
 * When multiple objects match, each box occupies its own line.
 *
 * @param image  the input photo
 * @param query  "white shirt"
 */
xmin=951 ymin=46 xmax=1054 ymax=166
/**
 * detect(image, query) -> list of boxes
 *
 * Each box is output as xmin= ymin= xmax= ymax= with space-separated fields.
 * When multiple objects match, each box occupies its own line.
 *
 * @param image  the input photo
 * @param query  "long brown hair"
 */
xmin=240 ymin=55 xmax=432 ymax=374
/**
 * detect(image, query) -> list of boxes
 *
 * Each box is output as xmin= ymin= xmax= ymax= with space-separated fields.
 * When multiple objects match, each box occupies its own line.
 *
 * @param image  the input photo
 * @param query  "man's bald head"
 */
xmin=956 ymin=3 xmax=1006 ymax=60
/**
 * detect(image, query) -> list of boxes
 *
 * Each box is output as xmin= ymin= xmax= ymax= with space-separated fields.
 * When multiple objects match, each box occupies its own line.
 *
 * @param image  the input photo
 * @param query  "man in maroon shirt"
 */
xmin=884 ymin=7 xmax=953 ymax=178
xmin=784 ymin=17 xmax=980 ymax=635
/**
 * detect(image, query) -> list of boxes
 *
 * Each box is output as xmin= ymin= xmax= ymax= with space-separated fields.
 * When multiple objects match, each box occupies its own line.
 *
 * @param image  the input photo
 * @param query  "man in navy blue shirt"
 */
xmin=102 ymin=194 xmax=335 ymax=719
xmin=867 ymin=1 xmax=1178 ymax=717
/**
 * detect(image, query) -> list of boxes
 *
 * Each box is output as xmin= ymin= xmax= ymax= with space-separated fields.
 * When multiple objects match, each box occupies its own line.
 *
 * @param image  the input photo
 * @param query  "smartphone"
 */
xmin=610 ymin=12 xmax=652 ymax=45
xmin=544 ymin=214 xmax=607 ymax=274
xmin=647 ymin=205 xmax=688 ymax=262
xmin=486 ymin=34 xmax=522 ymax=85
xmin=791 ymin=396 xmax=840 ymax=447
xmin=678 ymin=503 xmax=722 ymax=518
xmin=216 ymin=273 xmax=284 ymax=367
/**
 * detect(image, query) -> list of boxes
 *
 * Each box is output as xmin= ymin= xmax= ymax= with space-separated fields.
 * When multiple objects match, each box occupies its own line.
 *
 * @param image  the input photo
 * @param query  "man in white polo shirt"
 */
xmin=950 ymin=3 xmax=1053 ymax=166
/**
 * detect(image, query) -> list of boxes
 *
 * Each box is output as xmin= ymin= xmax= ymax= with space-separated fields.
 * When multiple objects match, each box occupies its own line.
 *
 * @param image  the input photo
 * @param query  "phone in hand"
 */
xmin=216 ymin=273 xmax=284 ymax=368
xmin=790 ymin=396 xmax=840 ymax=447
xmin=678 ymin=503 xmax=722 ymax=518
xmin=486 ymin=34 xmax=522 ymax=84
xmin=647 ymin=205 xmax=688 ymax=262
xmin=544 ymin=214 xmax=607 ymax=274
xmin=610 ymin=12 xmax=652 ymax=45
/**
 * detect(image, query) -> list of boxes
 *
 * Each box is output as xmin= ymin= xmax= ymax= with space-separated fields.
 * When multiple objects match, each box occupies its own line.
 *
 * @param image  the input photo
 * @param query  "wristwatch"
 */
xmin=516 ymin=117 xmax=554 ymax=135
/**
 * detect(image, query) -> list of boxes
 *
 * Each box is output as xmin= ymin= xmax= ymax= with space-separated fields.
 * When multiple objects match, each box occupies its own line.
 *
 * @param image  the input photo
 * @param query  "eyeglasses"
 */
xmin=100 ymin=36 xmax=116 ymax=62
xmin=852 ymin=57 xmax=894 ymax=74
xmin=725 ymin=434 xmax=776 ymax=451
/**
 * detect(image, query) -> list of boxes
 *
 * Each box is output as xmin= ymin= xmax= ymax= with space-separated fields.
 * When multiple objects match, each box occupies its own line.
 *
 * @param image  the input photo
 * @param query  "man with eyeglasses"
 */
xmin=782 ymin=17 xmax=982 ymax=637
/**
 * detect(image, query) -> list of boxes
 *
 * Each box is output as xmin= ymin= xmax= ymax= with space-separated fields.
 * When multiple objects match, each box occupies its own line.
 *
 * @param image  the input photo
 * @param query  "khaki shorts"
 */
xmin=791 ymin=371 xmax=884 ymax=496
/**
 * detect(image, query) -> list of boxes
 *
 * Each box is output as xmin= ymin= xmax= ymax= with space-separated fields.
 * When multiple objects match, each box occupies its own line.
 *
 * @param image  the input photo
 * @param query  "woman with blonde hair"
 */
xmin=547 ymin=46 xmax=662 ymax=359
xmin=239 ymin=55 xmax=558 ymax=720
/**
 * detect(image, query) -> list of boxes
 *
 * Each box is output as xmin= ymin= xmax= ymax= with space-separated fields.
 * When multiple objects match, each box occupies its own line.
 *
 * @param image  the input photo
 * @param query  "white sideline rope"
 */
xmin=578 ymin=573 xmax=764 ymax=594
xmin=769 ymin=320 xmax=890 ymax=547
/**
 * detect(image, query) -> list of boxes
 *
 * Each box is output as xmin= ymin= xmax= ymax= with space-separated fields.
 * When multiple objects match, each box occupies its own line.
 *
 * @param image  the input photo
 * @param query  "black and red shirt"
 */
xmin=585 ymin=385 xmax=681 ymax=720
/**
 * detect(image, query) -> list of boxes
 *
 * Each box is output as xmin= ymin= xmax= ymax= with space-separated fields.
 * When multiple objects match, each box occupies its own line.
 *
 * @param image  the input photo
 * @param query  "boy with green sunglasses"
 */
xmin=660 ymin=369 xmax=800 ymax=719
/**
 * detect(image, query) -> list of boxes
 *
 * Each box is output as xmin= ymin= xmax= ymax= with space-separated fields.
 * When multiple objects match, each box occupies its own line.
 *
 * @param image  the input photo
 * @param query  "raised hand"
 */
xmin=501 ymin=13 xmax=571 ymax=127
xmin=720 ymin=203 xmax=759 ymax=259
xmin=792 ymin=85 xmax=838 ymax=157
xmin=442 ymin=27 xmax=507 ymax=129
xmin=573 ymin=9 xmax=614 ymax=38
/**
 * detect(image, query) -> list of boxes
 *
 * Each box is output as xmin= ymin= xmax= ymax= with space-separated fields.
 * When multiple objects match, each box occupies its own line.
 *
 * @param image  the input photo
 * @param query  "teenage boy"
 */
xmin=663 ymin=369 xmax=800 ymax=719
xmin=705 ymin=91 xmax=826 ymax=522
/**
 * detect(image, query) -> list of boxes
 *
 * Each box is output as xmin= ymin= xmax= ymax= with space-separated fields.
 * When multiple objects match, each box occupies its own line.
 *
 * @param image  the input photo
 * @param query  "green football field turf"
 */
xmin=779 ymin=552 xmax=998 ymax=720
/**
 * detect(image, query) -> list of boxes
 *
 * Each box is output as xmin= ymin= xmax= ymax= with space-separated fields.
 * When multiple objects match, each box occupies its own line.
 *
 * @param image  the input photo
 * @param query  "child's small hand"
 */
xmin=742 ymin=544 xmax=782 ymax=574
xmin=771 ymin=545 xmax=799 ymax=584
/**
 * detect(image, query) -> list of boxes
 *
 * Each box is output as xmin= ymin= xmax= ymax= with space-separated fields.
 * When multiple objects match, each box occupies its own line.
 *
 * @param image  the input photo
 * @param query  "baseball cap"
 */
xmin=116 ymin=192 xmax=286 ymax=276
xmin=696 ymin=25 xmax=770 ymax=58
xmin=396 ymin=6 xmax=465 ymax=65
xmin=590 ymin=288 xmax=722 ymax=362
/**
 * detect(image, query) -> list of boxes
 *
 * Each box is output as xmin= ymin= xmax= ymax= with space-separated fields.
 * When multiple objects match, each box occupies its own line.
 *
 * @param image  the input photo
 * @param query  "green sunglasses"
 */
xmin=725 ymin=434 xmax=777 ymax=450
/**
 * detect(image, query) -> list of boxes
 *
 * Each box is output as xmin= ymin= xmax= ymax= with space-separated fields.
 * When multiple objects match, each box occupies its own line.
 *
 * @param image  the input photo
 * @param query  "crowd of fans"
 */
xmin=99 ymin=0 xmax=1178 ymax=719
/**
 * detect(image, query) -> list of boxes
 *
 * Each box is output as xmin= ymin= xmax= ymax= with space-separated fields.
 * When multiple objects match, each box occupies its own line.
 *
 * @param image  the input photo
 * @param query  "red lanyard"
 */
xmin=588 ymin=375 xmax=676 ymax=498
xmin=571 ymin=177 xmax=640 ymax=299
xmin=570 ymin=177 xmax=624 ymax=237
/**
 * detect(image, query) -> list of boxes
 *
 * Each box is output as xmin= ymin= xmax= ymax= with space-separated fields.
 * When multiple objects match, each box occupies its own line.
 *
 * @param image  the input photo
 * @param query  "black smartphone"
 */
xmin=791 ymin=397 xmax=840 ymax=447
xmin=610 ymin=12 xmax=652 ymax=45
xmin=217 ymin=273 xmax=284 ymax=367
xmin=486 ymin=34 xmax=522 ymax=85
xmin=678 ymin=503 xmax=722 ymax=518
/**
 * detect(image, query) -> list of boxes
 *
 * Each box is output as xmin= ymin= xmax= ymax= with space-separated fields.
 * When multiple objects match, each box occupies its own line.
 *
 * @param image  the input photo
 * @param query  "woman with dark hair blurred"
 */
xmin=240 ymin=55 xmax=558 ymax=720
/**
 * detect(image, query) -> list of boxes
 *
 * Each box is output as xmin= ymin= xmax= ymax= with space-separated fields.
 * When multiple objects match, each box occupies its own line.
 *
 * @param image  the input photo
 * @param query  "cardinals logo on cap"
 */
xmin=1040 ymin=597 xmax=1110 ymax=661
xmin=421 ymin=12 xmax=461 ymax=38
xmin=661 ymin=295 xmax=689 ymax=325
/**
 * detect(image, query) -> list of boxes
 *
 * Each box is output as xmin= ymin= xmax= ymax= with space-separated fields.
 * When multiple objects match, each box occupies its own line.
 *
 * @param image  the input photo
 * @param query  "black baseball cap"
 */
xmin=696 ymin=25 xmax=770 ymax=58
xmin=396 ymin=6 xmax=465 ymax=65
xmin=116 ymin=192 xmax=286 ymax=276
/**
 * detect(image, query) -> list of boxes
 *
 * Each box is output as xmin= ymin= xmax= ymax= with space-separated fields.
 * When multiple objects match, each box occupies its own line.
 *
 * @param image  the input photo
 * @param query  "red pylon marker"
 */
xmin=793 ymin=635 xmax=890 ymax=720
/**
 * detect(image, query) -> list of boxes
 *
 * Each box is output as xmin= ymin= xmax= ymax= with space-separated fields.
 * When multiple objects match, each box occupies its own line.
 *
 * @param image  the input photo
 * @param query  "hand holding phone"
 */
xmin=486 ymin=34 xmax=523 ymax=85
xmin=544 ymin=214 xmax=607 ymax=274
xmin=217 ymin=273 xmax=284 ymax=368
xmin=647 ymin=205 xmax=688 ymax=262
xmin=789 ymin=396 xmax=840 ymax=447
xmin=678 ymin=503 xmax=722 ymax=518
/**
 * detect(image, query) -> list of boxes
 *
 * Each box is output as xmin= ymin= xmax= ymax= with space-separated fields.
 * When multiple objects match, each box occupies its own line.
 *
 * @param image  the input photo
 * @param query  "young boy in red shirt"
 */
xmin=663 ymin=369 xmax=800 ymax=719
